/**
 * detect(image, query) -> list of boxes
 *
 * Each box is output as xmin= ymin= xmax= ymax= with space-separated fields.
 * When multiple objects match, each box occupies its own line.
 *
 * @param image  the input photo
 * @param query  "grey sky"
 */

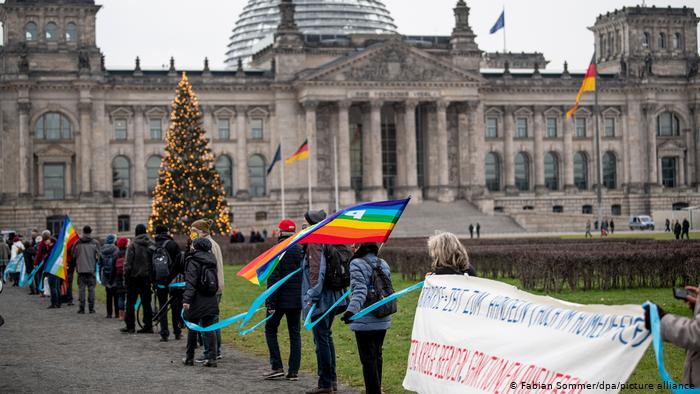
xmin=35 ymin=0 xmax=700 ymax=71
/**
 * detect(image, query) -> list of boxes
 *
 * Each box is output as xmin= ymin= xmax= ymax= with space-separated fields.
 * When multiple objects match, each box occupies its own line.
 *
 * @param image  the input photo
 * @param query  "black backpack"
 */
xmin=100 ymin=250 xmax=116 ymax=282
xmin=151 ymin=241 xmax=172 ymax=286
xmin=362 ymin=256 xmax=397 ymax=318
xmin=198 ymin=263 xmax=218 ymax=296
xmin=323 ymin=244 xmax=353 ymax=290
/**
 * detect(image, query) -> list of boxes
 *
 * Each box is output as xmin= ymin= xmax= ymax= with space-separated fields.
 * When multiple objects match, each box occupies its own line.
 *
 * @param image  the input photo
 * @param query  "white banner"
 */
xmin=403 ymin=275 xmax=651 ymax=394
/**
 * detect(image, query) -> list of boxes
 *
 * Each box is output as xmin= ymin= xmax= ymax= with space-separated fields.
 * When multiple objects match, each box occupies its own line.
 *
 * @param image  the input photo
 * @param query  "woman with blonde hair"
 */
xmin=427 ymin=232 xmax=476 ymax=276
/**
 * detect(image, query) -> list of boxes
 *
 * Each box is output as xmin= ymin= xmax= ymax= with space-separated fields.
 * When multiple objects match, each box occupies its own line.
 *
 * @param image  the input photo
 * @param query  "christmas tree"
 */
xmin=148 ymin=72 xmax=231 ymax=235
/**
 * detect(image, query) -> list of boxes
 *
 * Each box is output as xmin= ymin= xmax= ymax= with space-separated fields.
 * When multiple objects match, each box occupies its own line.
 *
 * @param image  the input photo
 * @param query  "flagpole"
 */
xmin=280 ymin=144 xmax=286 ymax=219
xmin=333 ymin=132 xmax=339 ymax=212
xmin=502 ymin=6 xmax=506 ymax=53
xmin=593 ymin=52 xmax=604 ymax=233
xmin=307 ymin=149 xmax=313 ymax=210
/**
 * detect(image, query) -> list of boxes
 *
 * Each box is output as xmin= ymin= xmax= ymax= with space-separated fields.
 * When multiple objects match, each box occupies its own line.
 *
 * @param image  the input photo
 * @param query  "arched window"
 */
xmin=146 ymin=156 xmax=162 ymax=195
xmin=35 ymin=112 xmax=72 ymax=140
xmin=515 ymin=152 xmax=530 ymax=192
xmin=673 ymin=32 xmax=682 ymax=49
xmin=66 ymin=22 xmax=78 ymax=42
xmin=112 ymin=156 xmax=131 ymax=199
xmin=544 ymin=152 xmax=559 ymax=191
xmin=45 ymin=22 xmax=58 ymax=41
xmin=215 ymin=155 xmax=234 ymax=196
xmin=574 ymin=152 xmax=588 ymax=190
xmin=25 ymin=22 xmax=38 ymax=41
xmin=642 ymin=32 xmax=650 ymax=48
xmin=657 ymin=112 xmax=680 ymax=136
xmin=485 ymin=152 xmax=501 ymax=192
xmin=603 ymin=152 xmax=617 ymax=189
xmin=658 ymin=33 xmax=667 ymax=49
xmin=248 ymin=154 xmax=266 ymax=197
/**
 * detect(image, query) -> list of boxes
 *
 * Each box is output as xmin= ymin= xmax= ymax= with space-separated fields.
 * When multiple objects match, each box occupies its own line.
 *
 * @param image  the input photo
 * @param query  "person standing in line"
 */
xmin=468 ymin=224 xmax=474 ymax=239
xmin=190 ymin=219 xmax=224 ymax=361
xmin=10 ymin=235 xmax=25 ymax=286
xmin=23 ymin=239 xmax=38 ymax=294
xmin=682 ymin=218 xmax=691 ymax=240
xmin=121 ymin=224 xmax=155 ymax=334
xmin=70 ymin=225 xmax=100 ymax=314
xmin=115 ymin=237 xmax=129 ymax=320
xmin=262 ymin=219 xmax=303 ymax=381
xmin=99 ymin=234 xmax=119 ymax=318
xmin=585 ymin=220 xmax=592 ymax=239
xmin=36 ymin=232 xmax=58 ymax=308
xmin=33 ymin=230 xmax=53 ymax=295
xmin=610 ymin=219 xmax=615 ymax=234
xmin=153 ymin=224 xmax=182 ymax=342
xmin=0 ymin=238 xmax=9 ymax=280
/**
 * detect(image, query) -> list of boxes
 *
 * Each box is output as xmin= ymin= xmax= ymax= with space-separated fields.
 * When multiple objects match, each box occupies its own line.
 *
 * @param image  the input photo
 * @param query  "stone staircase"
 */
xmin=392 ymin=200 xmax=525 ymax=238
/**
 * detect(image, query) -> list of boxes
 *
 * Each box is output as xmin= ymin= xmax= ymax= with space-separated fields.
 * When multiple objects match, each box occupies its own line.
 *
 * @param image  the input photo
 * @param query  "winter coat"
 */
xmin=183 ymin=249 xmax=220 ymax=321
xmin=34 ymin=240 xmax=54 ymax=267
xmin=266 ymin=238 xmax=303 ymax=310
xmin=301 ymin=244 xmax=348 ymax=319
xmin=0 ymin=242 xmax=10 ymax=264
xmin=115 ymin=248 xmax=127 ymax=294
xmin=124 ymin=234 xmax=155 ymax=281
xmin=661 ymin=288 xmax=700 ymax=386
xmin=71 ymin=236 xmax=100 ymax=274
xmin=206 ymin=235 xmax=224 ymax=295
xmin=154 ymin=234 xmax=183 ymax=284
xmin=346 ymin=253 xmax=392 ymax=332
xmin=23 ymin=244 xmax=37 ymax=271
xmin=434 ymin=265 xmax=477 ymax=277
xmin=99 ymin=244 xmax=119 ymax=288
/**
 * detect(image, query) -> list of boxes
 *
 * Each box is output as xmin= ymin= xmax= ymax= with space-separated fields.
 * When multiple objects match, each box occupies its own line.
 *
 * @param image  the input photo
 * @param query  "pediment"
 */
xmin=658 ymin=139 xmax=685 ymax=153
xmin=35 ymin=144 xmax=74 ymax=157
xmin=301 ymin=39 xmax=484 ymax=84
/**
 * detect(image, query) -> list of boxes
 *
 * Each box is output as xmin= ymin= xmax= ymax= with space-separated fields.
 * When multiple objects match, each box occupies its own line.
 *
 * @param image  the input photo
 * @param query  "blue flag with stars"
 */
xmin=490 ymin=10 xmax=505 ymax=34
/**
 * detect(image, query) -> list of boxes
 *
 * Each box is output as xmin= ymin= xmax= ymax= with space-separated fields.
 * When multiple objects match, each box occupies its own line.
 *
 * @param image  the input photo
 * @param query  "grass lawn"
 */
xmin=94 ymin=266 xmax=692 ymax=393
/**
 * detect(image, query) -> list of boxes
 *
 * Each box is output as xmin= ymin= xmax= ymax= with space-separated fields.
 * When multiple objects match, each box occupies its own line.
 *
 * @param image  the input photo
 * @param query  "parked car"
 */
xmin=629 ymin=216 xmax=655 ymax=231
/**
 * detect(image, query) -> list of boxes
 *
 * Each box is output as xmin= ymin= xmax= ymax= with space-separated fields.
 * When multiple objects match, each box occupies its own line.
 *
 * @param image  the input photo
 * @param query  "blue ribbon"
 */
xmin=303 ymin=290 xmax=351 ymax=331
xmin=134 ymin=297 xmax=141 ymax=311
xmin=25 ymin=261 xmax=45 ymax=286
xmin=17 ymin=256 xmax=27 ymax=287
xmin=350 ymin=281 xmax=425 ymax=321
xmin=95 ymin=261 xmax=101 ymax=285
xmin=238 ymin=267 xmax=301 ymax=330
xmin=181 ymin=308 xmax=264 ymax=332
xmin=239 ymin=312 xmax=274 ymax=336
xmin=157 ymin=282 xmax=186 ymax=289
xmin=647 ymin=302 xmax=700 ymax=393
xmin=4 ymin=255 xmax=21 ymax=283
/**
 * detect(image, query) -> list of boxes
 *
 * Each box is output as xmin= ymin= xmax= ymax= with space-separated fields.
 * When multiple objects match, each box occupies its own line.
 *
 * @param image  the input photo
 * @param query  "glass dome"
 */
xmin=225 ymin=0 xmax=397 ymax=67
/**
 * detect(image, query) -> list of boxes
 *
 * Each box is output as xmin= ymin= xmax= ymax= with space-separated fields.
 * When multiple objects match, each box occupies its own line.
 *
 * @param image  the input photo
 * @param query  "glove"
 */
xmin=643 ymin=303 xmax=666 ymax=331
xmin=341 ymin=311 xmax=355 ymax=324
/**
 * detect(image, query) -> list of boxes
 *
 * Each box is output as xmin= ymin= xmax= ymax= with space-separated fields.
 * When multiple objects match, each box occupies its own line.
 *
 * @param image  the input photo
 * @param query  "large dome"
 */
xmin=225 ymin=0 xmax=397 ymax=67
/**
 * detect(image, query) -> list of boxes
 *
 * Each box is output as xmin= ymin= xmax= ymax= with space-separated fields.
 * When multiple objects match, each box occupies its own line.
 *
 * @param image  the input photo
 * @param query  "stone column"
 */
xmin=468 ymin=100 xmax=486 ymax=197
xmin=65 ymin=161 xmax=73 ymax=197
xmin=620 ymin=107 xmax=631 ymax=189
xmin=235 ymin=106 xmax=250 ymax=199
xmin=503 ymin=106 xmax=516 ymax=194
xmin=400 ymin=100 xmax=421 ymax=201
xmin=337 ymin=100 xmax=355 ymax=205
xmin=693 ymin=105 xmax=700 ymax=189
xmin=303 ymin=101 xmax=319 ymax=201
xmin=643 ymin=103 xmax=659 ymax=190
xmin=133 ymin=106 xmax=146 ymax=196
xmin=436 ymin=100 xmax=454 ymax=202
xmin=562 ymin=109 xmax=575 ymax=192
xmin=457 ymin=103 xmax=470 ymax=196
xmin=533 ymin=106 xmax=546 ymax=194
xmin=92 ymin=99 xmax=110 ymax=198
xmin=17 ymin=102 xmax=31 ymax=196
xmin=626 ymin=100 xmax=644 ymax=193
xmin=79 ymin=101 xmax=93 ymax=195
xmin=362 ymin=100 xmax=386 ymax=201
xmin=685 ymin=121 xmax=695 ymax=188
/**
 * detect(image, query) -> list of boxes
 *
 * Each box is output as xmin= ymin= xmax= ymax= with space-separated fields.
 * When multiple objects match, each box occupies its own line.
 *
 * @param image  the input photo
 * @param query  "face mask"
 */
xmin=189 ymin=231 xmax=198 ymax=241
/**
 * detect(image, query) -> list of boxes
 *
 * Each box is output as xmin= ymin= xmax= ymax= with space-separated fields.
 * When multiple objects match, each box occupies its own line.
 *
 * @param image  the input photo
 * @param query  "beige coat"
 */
xmin=661 ymin=294 xmax=700 ymax=385
xmin=206 ymin=235 xmax=224 ymax=295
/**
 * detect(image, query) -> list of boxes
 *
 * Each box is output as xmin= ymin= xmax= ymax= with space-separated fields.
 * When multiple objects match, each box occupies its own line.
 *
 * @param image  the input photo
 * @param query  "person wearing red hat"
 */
xmin=262 ymin=219 xmax=304 ymax=381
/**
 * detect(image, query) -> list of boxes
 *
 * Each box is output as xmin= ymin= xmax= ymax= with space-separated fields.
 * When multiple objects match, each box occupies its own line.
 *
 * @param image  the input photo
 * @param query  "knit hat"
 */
xmin=83 ymin=225 xmax=92 ymax=234
xmin=135 ymin=224 xmax=147 ymax=236
xmin=304 ymin=210 xmax=327 ymax=225
xmin=191 ymin=219 xmax=213 ymax=234
xmin=193 ymin=237 xmax=212 ymax=252
xmin=278 ymin=219 xmax=296 ymax=234
xmin=105 ymin=234 xmax=117 ymax=245
xmin=116 ymin=237 xmax=129 ymax=249
xmin=155 ymin=224 xmax=169 ymax=235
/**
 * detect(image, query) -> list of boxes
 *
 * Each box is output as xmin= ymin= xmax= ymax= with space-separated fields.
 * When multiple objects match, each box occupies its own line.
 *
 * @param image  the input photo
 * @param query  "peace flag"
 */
xmin=44 ymin=216 xmax=79 ymax=280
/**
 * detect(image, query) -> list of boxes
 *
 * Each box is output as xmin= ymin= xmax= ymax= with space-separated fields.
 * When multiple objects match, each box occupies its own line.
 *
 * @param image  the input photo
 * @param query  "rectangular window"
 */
xmin=117 ymin=215 xmax=130 ymax=232
xmin=43 ymin=163 xmax=65 ymax=199
xmin=604 ymin=118 xmax=615 ymax=137
xmin=149 ymin=118 xmax=162 ymax=140
xmin=114 ymin=119 xmax=128 ymax=140
xmin=575 ymin=118 xmax=587 ymax=138
xmin=250 ymin=119 xmax=264 ymax=140
xmin=218 ymin=118 xmax=230 ymax=140
xmin=486 ymin=117 xmax=498 ymax=138
xmin=661 ymin=157 xmax=677 ymax=188
xmin=516 ymin=117 xmax=528 ymax=138
xmin=546 ymin=117 xmax=558 ymax=138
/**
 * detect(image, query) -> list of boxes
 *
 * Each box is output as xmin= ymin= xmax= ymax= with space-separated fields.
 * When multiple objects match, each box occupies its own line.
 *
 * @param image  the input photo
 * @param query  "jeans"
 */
xmin=354 ymin=330 xmax=387 ymax=394
xmin=202 ymin=294 xmax=221 ymax=357
xmin=106 ymin=287 xmax=119 ymax=317
xmin=77 ymin=273 xmax=96 ymax=311
xmin=124 ymin=277 xmax=153 ymax=330
xmin=64 ymin=269 xmax=74 ymax=303
xmin=312 ymin=313 xmax=337 ymax=389
xmin=117 ymin=292 xmax=125 ymax=311
xmin=156 ymin=287 xmax=183 ymax=338
xmin=48 ymin=275 xmax=62 ymax=307
xmin=186 ymin=315 xmax=217 ymax=361
xmin=265 ymin=308 xmax=302 ymax=374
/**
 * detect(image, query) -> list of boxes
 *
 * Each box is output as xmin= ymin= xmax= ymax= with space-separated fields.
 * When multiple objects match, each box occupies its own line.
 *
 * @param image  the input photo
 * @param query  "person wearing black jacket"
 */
xmin=182 ymin=237 xmax=219 ymax=368
xmin=262 ymin=219 xmax=304 ymax=381
xmin=121 ymin=224 xmax=155 ymax=334
xmin=427 ymin=232 xmax=477 ymax=277
xmin=153 ymin=224 xmax=183 ymax=342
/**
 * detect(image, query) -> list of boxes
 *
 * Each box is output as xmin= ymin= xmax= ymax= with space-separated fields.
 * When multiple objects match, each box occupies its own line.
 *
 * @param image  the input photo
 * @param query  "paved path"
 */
xmin=0 ymin=286 xmax=356 ymax=393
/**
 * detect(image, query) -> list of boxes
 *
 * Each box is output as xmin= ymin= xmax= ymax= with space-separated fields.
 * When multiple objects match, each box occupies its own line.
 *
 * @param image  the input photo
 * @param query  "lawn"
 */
xmin=93 ymin=266 xmax=692 ymax=393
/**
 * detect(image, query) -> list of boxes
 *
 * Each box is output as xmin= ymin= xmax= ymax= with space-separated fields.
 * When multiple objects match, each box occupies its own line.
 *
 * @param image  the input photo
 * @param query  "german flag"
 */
xmin=285 ymin=139 xmax=309 ymax=164
xmin=566 ymin=55 xmax=596 ymax=119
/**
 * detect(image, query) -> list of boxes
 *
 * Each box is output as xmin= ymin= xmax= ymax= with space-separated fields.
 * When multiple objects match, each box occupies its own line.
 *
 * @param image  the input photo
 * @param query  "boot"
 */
xmin=118 ymin=311 xmax=125 ymax=321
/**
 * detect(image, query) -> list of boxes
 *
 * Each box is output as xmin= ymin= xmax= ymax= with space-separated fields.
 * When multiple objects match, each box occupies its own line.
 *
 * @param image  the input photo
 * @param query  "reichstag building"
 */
xmin=0 ymin=0 xmax=698 ymax=235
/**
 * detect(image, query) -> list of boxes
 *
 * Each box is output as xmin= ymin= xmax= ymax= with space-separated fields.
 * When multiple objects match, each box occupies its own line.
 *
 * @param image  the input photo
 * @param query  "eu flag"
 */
xmin=267 ymin=144 xmax=281 ymax=175
xmin=489 ymin=10 xmax=505 ymax=34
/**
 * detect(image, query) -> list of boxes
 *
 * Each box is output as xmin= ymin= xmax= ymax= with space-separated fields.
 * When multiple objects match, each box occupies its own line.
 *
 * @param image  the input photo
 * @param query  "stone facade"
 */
xmin=0 ymin=0 xmax=699 ymax=236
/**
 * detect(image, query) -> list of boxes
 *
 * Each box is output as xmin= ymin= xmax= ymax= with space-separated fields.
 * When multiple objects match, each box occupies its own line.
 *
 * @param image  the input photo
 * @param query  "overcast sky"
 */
xmin=6 ymin=0 xmax=700 ymax=71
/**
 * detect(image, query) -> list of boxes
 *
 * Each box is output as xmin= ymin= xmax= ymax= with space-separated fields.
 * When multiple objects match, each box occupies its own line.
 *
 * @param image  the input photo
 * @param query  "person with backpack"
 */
xmin=70 ymin=226 xmax=100 ymax=314
xmin=153 ymin=224 xmax=183 ymax=342
xmin=182 ymin=237 xmax=219 ymax=368
xmin=115 ymin=237 xmax=129 ymax=320
xmin=341 ymin=242 xmax=394 ymax=394
xmin=301 ymin=209 xmax=350 ymax=394
xmin=121 ymin=224 xmax=155 ymax=334
xmin=99 ymin=234 xmax=119 ymax=318
xmin=262 ymin=219 xmax=303 ymax=381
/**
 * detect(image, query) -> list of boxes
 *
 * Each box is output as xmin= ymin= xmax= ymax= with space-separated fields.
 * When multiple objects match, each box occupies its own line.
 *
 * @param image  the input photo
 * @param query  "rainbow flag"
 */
xmin=44 ymin=216 xmax=79 ymax=280
xmin=237 ymin=198 xmax=410 ymax=285
xmin=285 ymin=140 xmax=309 ymax=165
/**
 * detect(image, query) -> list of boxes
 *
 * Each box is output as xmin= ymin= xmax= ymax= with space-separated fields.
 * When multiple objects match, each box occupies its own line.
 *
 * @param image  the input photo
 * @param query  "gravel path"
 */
xmin=0 ymin=286 xmax=357 ymax=393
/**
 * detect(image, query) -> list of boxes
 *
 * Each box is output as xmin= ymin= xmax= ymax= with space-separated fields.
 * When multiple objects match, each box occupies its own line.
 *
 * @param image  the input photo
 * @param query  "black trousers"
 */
xmin=186 ymin=315 xmax=216 ymax=361
xmin=264 ymin=308 xmax=302 ymax=374
xmin=156 ymin=287 xmax=183 ymax=338
xmin=124 ymin=278 xmax=152 ymax=330
xmin=105 ymin=287 xmax=119 ymax=317
xmin=354 ymin=330 xmax=387 ymax=394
